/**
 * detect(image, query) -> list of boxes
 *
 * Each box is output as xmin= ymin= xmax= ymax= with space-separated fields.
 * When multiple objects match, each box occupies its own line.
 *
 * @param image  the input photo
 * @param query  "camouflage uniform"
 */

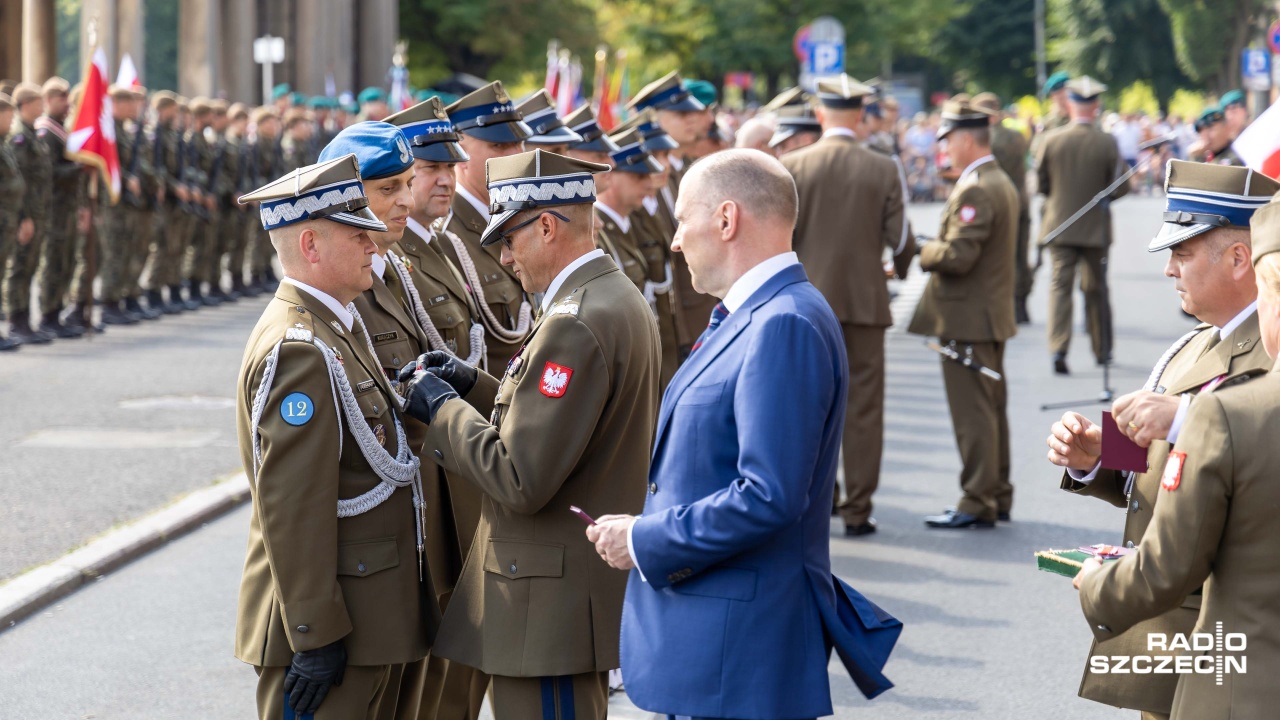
xmin=101 ymin=116 xmax=142 ymax=306
xmin=153 ymin=120 xmax=192 ymax=307
xmin=124 ymin=121 xmax=160 ymax=310
xmin=0 ymin=128 xmax=25 ymax=342
xmin=36 ymin=115 xmax=82 ymax=322
xmin=247 ymin=134 xmax=282 ymax=287
xmin=182 ymin=124 xmax=218 ymax=301
xmin=221 ymin=130 xmax=256 ymax=294
xmin=4 ymin=117 xmax=52 ymax=329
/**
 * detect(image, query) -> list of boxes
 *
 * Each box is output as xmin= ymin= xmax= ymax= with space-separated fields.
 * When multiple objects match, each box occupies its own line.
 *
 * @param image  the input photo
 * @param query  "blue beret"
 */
xmin=1045 ymin=72 xmax=1069 ymax=93
xmin=318 ymin=121 xmax=414 ymax=181
xmin=358 ymin=86 xmax=387 ymax=105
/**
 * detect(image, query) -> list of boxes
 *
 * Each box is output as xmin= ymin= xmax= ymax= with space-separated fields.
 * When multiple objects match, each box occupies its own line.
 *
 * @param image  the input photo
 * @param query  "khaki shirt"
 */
xmin=424 ymin=254 xmax=660 ymax=676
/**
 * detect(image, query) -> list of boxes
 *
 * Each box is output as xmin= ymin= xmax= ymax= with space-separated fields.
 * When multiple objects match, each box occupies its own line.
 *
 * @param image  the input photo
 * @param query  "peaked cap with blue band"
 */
xmin=1150 ymin=160 xmax=1280 ymax=252
xmin=607 ymin=127 xmax=664 ymax=174
xmin=769 ymin=104 xmax=822 ymax=148
xmin=446 ymin=81 xmax=533 ymax=144
xmin=518 ymin=89 xmax=584 ymax=146
xmin=563 ymin=104 xmax=622 ymax=154
xmin=1066 ymin=76 xmax=1106 ymax=103
xmin=815 ymin=74 xmax=876 ymax=109
xmin=318 ymin=121 xmax=414 ymax=181
xmin=614 ymin=108 xmax=679 ymax=152
xmin=480 ymin=149 xmax=611 ymax=246
xmin=627 ymin=71 xmax=705 ymax=113
xmin=763 ymin=86 xmax=810 ymax=113
xmin=239 ymin=154 xmax=387 ymax=233
xmin=384 ymin=96 xmax=469 ymax=163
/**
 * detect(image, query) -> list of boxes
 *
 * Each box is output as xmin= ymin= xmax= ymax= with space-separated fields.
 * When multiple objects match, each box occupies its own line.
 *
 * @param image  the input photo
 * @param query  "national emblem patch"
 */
xmin=539 ymin=361 xmax=573 ymax=398
xmin=1161 ymin=450 xmax=1186 ymax=491
xmin=959 ymin=205 xmax=977 ymax=223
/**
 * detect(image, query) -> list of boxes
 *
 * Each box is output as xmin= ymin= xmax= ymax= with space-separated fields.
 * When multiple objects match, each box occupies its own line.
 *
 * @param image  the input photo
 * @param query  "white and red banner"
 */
xmin=116 ymin=52 xmax=142 ymax=92
xmin=1232 ymin=100 xmax=1280 ymax=178
xmin=66 ymin=46 xmax=120 ymax=204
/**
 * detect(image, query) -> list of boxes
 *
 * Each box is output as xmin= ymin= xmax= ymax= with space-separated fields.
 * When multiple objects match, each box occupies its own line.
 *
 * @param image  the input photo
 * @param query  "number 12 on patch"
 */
xmin=281 ymin=392 xmax=315 ymax=426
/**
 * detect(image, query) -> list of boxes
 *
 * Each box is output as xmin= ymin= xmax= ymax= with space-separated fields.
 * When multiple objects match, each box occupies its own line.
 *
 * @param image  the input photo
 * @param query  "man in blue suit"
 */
xmin=588 ymin=150 xmax=901 ymax=720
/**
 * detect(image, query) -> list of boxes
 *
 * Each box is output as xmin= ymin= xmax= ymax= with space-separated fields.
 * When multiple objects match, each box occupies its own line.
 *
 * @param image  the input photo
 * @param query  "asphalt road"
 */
xmin=0 ymin=195 xmax=1196 ymax=718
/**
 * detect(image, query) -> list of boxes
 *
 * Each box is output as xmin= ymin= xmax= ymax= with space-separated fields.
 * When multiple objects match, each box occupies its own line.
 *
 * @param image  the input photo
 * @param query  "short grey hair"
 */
xmin=685 ymin=148 xmax=798 ymax=227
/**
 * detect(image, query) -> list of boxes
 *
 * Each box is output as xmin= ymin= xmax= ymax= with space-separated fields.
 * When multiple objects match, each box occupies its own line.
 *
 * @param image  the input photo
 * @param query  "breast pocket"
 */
xmin=483 ymin=539 xmax=564 ymax=580
xmin=425 ymin=298 xmax=469 ymax=347
xmin=371 ymin=334 xmax=415 ymax=374
xmin=480 ymin=272 xmax=522 ymax=323
xmin=336 ymin=538 xmax=400 ymax=577
xmin=677 ymin=381 xmax=725 ymax=407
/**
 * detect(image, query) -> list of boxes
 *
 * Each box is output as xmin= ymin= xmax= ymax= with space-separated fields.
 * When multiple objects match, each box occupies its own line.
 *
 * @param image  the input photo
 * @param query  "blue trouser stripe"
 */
xmin=540 ymin=676 xmax=556 ymax=720
xmin=558 ymin=675 xmax=576 ymax=720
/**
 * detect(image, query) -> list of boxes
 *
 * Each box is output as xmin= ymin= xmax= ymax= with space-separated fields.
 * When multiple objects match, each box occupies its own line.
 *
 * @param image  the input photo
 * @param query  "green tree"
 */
xmin=55 ymin=0 xmax=81 ymax=83
xmin=936 ymin=0 xmax=1037 ymax=100
xmin=1048 ymin=0 xmax=1192 ymax=104
xmin=144 ymin=0 xmax=179 ymax=92
xmin=1160 ymin=0 xmax=1269 ymax=93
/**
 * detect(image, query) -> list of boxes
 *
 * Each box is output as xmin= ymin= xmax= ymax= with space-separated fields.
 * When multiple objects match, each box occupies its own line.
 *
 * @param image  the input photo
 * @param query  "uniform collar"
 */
xmin=1218 ymin=300 xmax=1257 ymax=338
xmin=641 ymin=195 xmax=659 ymax=216
xmin=281 ymin=277 xmax=354 ymax=331
xmin=721 ymin=251 xmax=801 ymax=313
xmin=959 ymin=155 xmax=995 ymax=183
xmin=456 ymin=185 xmax=491 ymax=222
xmin=823 ymin=127 xmax=857 ymax=139
xmin=595 ymin=201 xmax=631 ymax=234
xmin=542 ymin=249 xmax=606 ymax=313
xmin=405 ymin=216 xmax=434 ymax=244
xmin=371 ymin=252 xmax=387 ymax=280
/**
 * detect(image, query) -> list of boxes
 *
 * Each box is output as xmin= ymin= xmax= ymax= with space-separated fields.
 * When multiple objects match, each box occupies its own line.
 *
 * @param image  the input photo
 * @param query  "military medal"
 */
xmin=403 ymin=258 xmax=413 ymax=273
xmin=372 ymin=423 xmax=386 ymax=447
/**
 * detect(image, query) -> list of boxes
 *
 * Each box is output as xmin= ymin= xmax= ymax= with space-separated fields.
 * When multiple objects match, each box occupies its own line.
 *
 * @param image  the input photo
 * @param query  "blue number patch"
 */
xmin=280 ymin=392 xmax=315 ymax=426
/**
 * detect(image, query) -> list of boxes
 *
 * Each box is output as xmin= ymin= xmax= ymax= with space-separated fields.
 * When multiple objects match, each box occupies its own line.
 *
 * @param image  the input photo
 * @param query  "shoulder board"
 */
xmin=282 ymin=308 xmax=317 ymax=343
xmin=1194 ymin=322 xmax=1213 ymax=331
xmin=546 ymin=287 xmax=584 ymax=318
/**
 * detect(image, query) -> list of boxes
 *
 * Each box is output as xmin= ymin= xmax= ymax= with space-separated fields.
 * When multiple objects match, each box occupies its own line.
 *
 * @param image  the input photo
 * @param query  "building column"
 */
xmin=357 ymin=0 xmax=397 ymax=92
xmin=178 ymin=0 xmax=220 ymax=98
xmin=22 ymin=0 xmax=57 ymax=83
xmin=219 ymin=0 xmax=256 ymax=102
xmin=296 ymin=0 xmax=354 ymax=98
xmin=0 ymin=0 xmax=23 ymax=83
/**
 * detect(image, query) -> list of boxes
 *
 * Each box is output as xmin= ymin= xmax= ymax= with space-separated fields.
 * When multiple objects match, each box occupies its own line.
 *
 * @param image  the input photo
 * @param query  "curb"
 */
xmin=0 ymin=472 xmax=251 ymax=631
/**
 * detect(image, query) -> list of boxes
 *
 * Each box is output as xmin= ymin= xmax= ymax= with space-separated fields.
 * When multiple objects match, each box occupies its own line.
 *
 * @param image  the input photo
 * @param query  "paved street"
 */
xmin=0 ymin=196 xmax=1193 ymax=718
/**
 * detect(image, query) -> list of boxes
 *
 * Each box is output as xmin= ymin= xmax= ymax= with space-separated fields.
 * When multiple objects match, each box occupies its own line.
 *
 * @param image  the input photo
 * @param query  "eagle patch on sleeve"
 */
xmin=539 ymin=362 xmax=573 ymax=398
xmin=959 ymin=205 xmax=977 ymax=223
xmin=1161 ymin=450 xmax=1186 ymax=491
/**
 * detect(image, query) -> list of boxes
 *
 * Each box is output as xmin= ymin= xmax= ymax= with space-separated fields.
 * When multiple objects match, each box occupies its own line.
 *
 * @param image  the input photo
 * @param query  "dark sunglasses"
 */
xmin=497 ymin=210 xmax=570 ymax=250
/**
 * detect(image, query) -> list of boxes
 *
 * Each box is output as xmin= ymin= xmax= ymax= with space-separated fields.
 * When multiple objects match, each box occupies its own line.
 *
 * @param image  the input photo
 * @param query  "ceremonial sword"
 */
xmin=925 ymin=341 xmax=1003 ymax=381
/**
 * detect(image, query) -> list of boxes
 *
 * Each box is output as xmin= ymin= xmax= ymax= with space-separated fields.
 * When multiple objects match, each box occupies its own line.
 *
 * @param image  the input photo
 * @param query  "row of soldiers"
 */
xmin=0 ymin=77 xmax=371 ymax=352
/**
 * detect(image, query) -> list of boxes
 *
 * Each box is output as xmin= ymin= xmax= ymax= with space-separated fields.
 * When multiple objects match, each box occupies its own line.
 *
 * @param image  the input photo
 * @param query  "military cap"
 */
xmin=1250 ymin=195 xmax=1280 ymax=265
xmin=189 ymin=97 xmax=214 ymax=115
xmin=628 ymin=71 xmax=704 ymax=113
xmin=228 ymin=102 xmax=250 ymax=121
xmin=769 ymin=104 xmax=821 ymax=148
xmin=41 ymin=76 xmax=70 ymax=96
xmin=937 ymin=96 xmax=993 ymax=140
xmin=1045 ymin=71 xmax=1070 ymax=94
xmin=358 ymin=86 xmax=388 ymax=105
xmin=306 ymin=95 xmax=326 ymax=110
xmin=480 ymin=149 xmax=610 ymax=246
xmin=683 ymin=79 xmax=717 ymax=109
xmin=0 ymin=93 xmax=12 ymax=111
xmin=814 ymin=74 xmax=876 ymax=109
xmin=282 ymin=107 xmax=309 ymax=128
xmin=762 ymin=86 xmax=809 ymax=113
xmin=972 ymin=92 xmax=1001 ymax=114
xmin=1195 ymin=107 xmax=1225 ymax=132
xmin=12 ymin=82 xmax=41 ymax=107
xmin=1066 ymin=76 xmax=1106 ymax=102
xmin=211 ymin=98 xmax=229 ymax=114
xmin=318 ymin=121 xmax=414 ymax=181
xmin=1220 ymin=89 xmax=1246 ymax=109
xmin=271 ymin=83 xmax=292 ymax=101
xmin=607 ymin=127 xmax=663 ymax=174
xmin=251 ymin=106 xmax=279 ymax=125
xmin=385 ymin=96 xmax=469 ymax=163
xmin=518 ymin=90 xmax=584 ymax=146
xmin=239 ymin=153 xmax=386 ymax=232
xmin=1151 ymin=160 xmax=1280 ymax=252
xmin=151 ymin=90 xmax=178 ymax=111
xmin=863 ymin=101 xmax=882 ymax=119
xmin=563 ymin=104 xmax=621 ymax=154
xmin=108 ymin=84 xmax=137 ymax=99
xmin=446 ymin=81 xmax=532 ymax=144
xmin=0 ymin=80 xmax=15 ymax=98
xmin=176 ymin=96 xmax=191 ymax=109
xmin=614 ymin=108 xmax=678 ymax=152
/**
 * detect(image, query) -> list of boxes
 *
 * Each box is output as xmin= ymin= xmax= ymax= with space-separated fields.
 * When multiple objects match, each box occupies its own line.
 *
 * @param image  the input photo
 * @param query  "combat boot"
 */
xmin=63 ymin=304 xmax=105 ymax=334
xmin=39 ymin=310 xmax=84 ymax=339
xmin=101 ymin=300 xmax=139 ymax=325
xmin=126 ymin=296 xmax=161 ymax=321
xmin=9 ymin=314 xmax=52 ymax=344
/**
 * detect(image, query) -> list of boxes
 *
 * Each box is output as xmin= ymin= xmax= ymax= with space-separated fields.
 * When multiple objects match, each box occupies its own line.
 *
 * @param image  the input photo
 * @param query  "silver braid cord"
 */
xmin=1124 ymin=328 xmax=1203 ymax=496
xmin=346 ymin=301 xmax=405 ymax=413
xmin=386 ymin=251 xmax=486 ymax=368
xmin=440 ymin=226 xmax=533 ymax=344
xmin=642 ymin=261 xmax=674 ymax=315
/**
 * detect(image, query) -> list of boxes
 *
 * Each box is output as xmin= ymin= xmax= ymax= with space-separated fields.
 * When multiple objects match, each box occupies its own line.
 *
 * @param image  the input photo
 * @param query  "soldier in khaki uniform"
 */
xmin=782 ymin=74 xmax=910 ymax=536
xmin=1196 ymin=106 xmax=1244 ymax=167
xmin=596 ymin=127 xmax=660 ymax=295
xmin=235 ymin=155 xmax=440 ymax=720
xmin=975 ymin=92 xmax=1033 ymax=325
xmin=1035 ymin=71 xmax=1071 ymax=139
xmin=0 ymin=92 xmax=24 ymax=351
xmin=1036 ymin=77 xmax=1129 ymax=374
xmin=5 ymin=83 xmax=54 ymax=345
xmin=518 ymin=89 xmax=583 ymax=156
xmin=247 ymin=106 xmax=284 ymax=293
xmin=120 ymin=86 xmax=163 ymax=321
xmin=402 ymin=150 xmax=660 ymax=720
xmin=442 ymin=82 xmax=534 ymax=372
xmin=1048 ymin=161 xmax=1276 ymax=719
xmin=220 ymin=103 xmax=255 ymax=299
xmin=34 ymin=77 xmax=85 ymax=338
xmin=909 ymin=98 xmax=1019 ymax=529
xmin=386 ymin=97 xmax=492 ymax=720
xmin=1072 ymin=195 xmax=1280 ymax=720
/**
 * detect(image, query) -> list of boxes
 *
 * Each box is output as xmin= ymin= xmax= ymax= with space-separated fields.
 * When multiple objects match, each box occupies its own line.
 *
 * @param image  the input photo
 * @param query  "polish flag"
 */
xmin=66 ymin=46 xmax=121 ymax=204
xmin=1232 ymin=100 xmax=1280 ymax=179
xmin=116 ymin=52 xmax=142 ymax=92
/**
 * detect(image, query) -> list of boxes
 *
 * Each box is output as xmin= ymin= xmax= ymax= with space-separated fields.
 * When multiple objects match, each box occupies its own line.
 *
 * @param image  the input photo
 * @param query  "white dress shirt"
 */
xmin=627 ymin=251 xmax=801 ymax=578
xmin=455 ymin=185 xmax=490 ymax=222
xmin=641 ymin=195 xmax=659 ymax=216
xmin=371 ymin=252 xmax=387 ymax=280
xmin=281 ymin=277 xmax=354 ymax=331
xmin=405 ymin=217 xmax=435 ymax=244
xmin=822 ymin=127 xmax=856 ymax=140
xmin=958 ymin=155 xmax=995 ymax=183
xmin=594 ymin=201 xmax=631 ymax=235
xmin=541 ymin=249 xmax=606 ymax=314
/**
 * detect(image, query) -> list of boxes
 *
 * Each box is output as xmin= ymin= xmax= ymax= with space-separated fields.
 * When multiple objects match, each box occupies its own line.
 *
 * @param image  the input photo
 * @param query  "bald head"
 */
xmin=734 ymin=117 xmax=776 ymax=153
xmin=682 ymin=148 xmax=798 ymax=231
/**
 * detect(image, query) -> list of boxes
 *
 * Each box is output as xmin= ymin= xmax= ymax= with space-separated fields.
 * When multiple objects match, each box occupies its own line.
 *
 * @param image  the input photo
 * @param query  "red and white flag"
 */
xmin=116 ymin=52 xmax=142 ymax=92
xmin=67 ymin=46 xmax=120 ymax=204
xmin=1232 ymin=100 xmax=1280 ymax=178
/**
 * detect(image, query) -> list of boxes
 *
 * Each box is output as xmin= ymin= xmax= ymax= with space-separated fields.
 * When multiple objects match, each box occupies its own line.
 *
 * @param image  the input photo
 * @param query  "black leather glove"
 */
xmin=399 ymin=350 xmax=477 ymax=397
xmin=403 ymin=367 xmax=460 ymax=424
xmin=283 ymin=640 xmax=346 ymax=716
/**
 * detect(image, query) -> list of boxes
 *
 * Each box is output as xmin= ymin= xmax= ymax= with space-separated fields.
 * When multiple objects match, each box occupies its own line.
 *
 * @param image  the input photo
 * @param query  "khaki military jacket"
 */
xmin=594 ymin=207 xmax=648 ymax=293
xmin=990 ymin=124 xmax=1028 ymax=203
xmin=662 ymin=168 xmax=721 ymax=352
xmin=1060 ymin=311 xmax=1269 ymax=713
xmin=782 ymin=134 xmax=906 ymax=327
xmin=441 ymin=196 xmax=529 ymax=371
xmin=907 ymin=159 xmax=1018 ymax=342
xmin=1080 ymin=367 xmax=1280 ymax=720
xmin=1206 ymin=144 xmax=1245 ymax=167
xmin=631 ymin=205 xmax=680 ymax=388
xmin=0 ymin=137 xmax=26 ymax=232
xmin=393 ymin=223 xmax=482 ymax=363
xmin=38 ymin=115 xmax=81 ymax=203
xmin=235 ymin=283 xmax=438 ymax=668
xmin=1035 ymin=121 xmax=1128 ymax=248
xmin=10 ymin=119 xmax=51 ymax=222
xmin=424 ymin=254 xmax=660 ymax=677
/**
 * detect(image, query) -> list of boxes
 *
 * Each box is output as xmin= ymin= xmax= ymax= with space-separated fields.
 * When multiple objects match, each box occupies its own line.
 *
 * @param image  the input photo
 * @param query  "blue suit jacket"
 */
xmin=621 ymin=265 xmax=902 ymax=719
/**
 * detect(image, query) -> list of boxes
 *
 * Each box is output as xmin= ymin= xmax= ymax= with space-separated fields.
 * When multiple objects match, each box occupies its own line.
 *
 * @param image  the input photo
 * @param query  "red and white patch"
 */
xmin=1161 ymin=450 xmax=1186 ymax=491
xmin=959 ymin=205 xmax=977 ymax=223
xmin=539 ymin=362 xmax=574 ymax=398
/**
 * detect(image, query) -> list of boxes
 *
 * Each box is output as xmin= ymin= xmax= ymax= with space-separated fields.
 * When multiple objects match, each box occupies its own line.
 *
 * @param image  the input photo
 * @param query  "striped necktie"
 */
xmin=691 ymin=302 xmax=730 ymax=353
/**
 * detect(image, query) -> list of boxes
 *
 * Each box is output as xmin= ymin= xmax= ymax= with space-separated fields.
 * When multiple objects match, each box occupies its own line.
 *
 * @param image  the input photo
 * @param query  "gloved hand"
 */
xmin=283 ymin=640 xmax=346 ymax=716
xmin=398 ymin=350 xmax=477 ymax=397
xmin=403 ymin=367 xmax=460 ymax=424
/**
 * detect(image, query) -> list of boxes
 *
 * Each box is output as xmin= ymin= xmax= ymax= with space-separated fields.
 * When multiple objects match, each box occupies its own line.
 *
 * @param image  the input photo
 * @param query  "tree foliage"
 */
xmin=1159 ymin=0 xmax=1268 ymax=93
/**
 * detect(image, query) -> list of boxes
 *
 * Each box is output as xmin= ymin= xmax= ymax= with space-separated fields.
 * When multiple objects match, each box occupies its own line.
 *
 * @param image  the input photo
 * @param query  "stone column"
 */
xmin=80 ymin=0 xmax=118 ymax=78
xmin=178 ymin=0 xmax=220 ymax=98
xmin=357 ymin=0 xmax=397 ymax=92
xmin=219 ymin=0 xmax=256 ymax=102
xmin=296 ymin=0 xmax=356 ymax=97
xmin=0 ymin=0 xmax=23 ymax=83
xmin=22 ymin=0 xmax=57 ymax=83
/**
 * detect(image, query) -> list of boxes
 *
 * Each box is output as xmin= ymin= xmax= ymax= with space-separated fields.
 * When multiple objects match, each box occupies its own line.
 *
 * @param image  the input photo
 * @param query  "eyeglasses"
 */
xmin=497 ymin=210 xmax=570 ymax=250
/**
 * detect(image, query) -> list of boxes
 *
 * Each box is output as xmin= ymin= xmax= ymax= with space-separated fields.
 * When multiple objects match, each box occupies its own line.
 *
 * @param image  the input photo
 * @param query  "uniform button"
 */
xmin=392 ymin=356 xmax=400 ymax=366
xmin=1097 ymin=624 xmax=1111 ymax=632
xmin=357 ymin=562 xmax=367 ymax=573
xmin=446 ymin=315 xmax=456 ymax=324
xmin=296 ymin=625 xmax=309 ymax=633
xmin=649 ymin=482 xmax=657 ymax=494
xmin=372 ymin=404 xmax=380 ymax=413
xmin=510 ymin=563 xmax=517 ymax=574
xmin=434 ymin=449 xmax=443 ymax=460
xmin=1130 ymin=500 xmax=1140 ymax=513
xmin=1125 ymin=540 xmax=1135 ymax=549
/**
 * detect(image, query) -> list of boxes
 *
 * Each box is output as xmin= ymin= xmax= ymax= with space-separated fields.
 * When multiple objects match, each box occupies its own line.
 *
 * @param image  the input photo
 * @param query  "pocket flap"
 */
xmin=355 ymin=385 xmax=390 ymax=420
xmin=671 ymin=565 xmax=757 ymax=601
xmin=336 ymin=538 xmax=400 ymax=577
xmin=483 ymin=539 xmax=564 ymax=580
xmin=678 ymin=381 xmax=725 ymax=407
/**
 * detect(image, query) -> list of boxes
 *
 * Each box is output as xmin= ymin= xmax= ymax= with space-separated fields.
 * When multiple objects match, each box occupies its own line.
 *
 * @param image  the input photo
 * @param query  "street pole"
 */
xmin=1034 ymin=0 xmax=1046 ymax=94
xmin=262 ymin=59 xmax=272 ymax=107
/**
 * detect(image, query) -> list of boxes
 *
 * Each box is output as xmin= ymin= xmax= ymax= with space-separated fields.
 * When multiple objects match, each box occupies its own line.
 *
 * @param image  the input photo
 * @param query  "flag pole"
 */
xmin=84 ymin=16 xmax=99 ymax=339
